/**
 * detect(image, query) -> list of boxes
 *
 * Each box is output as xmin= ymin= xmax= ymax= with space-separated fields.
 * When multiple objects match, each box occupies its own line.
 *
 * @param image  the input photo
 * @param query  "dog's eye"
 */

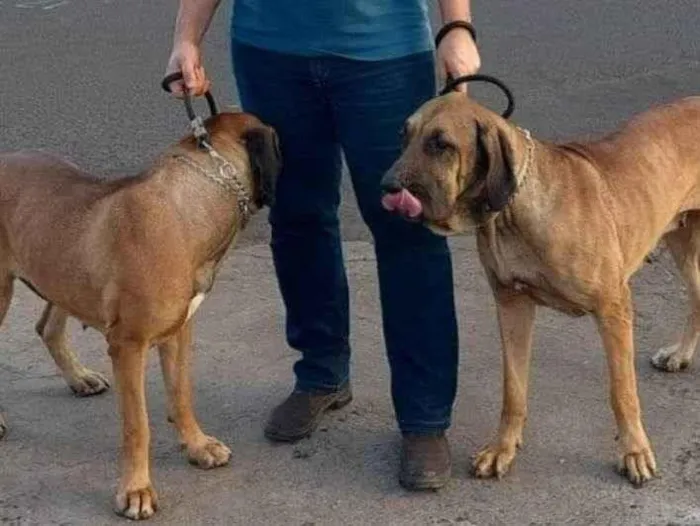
xmin=399 ymin=123 xmax=410 ymax=150
xmin=424 ymin=129 xmax=454 ymax=156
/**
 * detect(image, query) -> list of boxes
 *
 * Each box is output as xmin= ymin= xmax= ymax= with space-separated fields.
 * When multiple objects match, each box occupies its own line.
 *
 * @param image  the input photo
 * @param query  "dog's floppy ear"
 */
xmin=475 ymin=121 xmax=517 ymax=213
xmin=243 ymin=125 xmax=282 ymax=207
xmin=243 ymin=125 xmax=282 ymax=180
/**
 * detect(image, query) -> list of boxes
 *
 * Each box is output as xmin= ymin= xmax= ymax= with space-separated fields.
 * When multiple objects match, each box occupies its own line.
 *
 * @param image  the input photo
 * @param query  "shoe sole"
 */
xmin=398 ymin=475 xmax=449 ymax=491
xmin=264 ymin=391 xmax=353 ymax=443
xmin=399 ymin=453 xmax=452 ymax=491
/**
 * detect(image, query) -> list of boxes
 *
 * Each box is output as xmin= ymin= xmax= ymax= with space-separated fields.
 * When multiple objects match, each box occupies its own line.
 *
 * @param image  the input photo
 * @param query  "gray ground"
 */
xmin=1 ymin=0 xmax=700 ymax=524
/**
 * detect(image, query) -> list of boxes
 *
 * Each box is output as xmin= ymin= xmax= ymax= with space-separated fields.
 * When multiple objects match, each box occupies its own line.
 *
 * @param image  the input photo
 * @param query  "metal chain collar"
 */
xmin=173 ymin=141 xmax=253 ymax=224
xmin=515 ymin=127 xmax=535 ymax=189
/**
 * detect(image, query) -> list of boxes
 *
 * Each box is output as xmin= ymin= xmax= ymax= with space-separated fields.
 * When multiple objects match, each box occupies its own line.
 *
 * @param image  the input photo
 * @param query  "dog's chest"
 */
xmin=477 ymin=229 xmax=592 ymax=317
xmin=186 ymin=257 xmax=226 ymax=321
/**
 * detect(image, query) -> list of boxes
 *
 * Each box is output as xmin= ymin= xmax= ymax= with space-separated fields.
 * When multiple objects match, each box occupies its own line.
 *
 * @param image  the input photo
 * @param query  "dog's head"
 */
xmin=380 ymin=93 xmax=520 ymax=236
xmin=202 ymin=111 xmax=282 ymax=210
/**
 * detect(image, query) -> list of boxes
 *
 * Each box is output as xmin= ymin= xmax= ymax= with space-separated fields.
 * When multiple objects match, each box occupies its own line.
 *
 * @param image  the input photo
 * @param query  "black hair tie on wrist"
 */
xmin=434 ymin=20 xmax=477 ymax=49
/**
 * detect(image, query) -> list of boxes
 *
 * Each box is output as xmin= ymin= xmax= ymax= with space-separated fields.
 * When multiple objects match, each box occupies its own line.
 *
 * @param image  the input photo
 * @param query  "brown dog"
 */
xmin=380 ymin=92 xmax=700 ymax=486
xmin=0 ymin=110 xmax=280 ymax=519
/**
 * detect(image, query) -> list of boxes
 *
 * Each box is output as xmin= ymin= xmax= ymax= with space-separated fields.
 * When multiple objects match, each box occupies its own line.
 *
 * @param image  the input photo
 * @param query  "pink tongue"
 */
xmin=381 ymin=189 xmax=423 ymax=218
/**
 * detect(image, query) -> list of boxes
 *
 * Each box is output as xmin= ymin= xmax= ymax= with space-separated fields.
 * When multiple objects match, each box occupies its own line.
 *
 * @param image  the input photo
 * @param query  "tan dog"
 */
xmin=0 ymin=110 xmax=280 ymax=519
xmin=380 ymin=92 xmax=700 ymax=486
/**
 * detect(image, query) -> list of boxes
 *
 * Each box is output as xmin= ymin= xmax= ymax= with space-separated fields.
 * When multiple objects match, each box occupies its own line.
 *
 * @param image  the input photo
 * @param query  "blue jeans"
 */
xmin=231 ymin=41 xmax=459 ymax=434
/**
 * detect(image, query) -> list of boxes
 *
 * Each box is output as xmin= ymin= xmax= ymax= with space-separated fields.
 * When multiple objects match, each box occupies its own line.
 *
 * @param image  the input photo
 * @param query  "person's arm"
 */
xmin=435 ymin=0 xmax=481 ymax=91
xmin=165 ymin=0 xmax=222 ymax=97
xmin=438 ymin=0 xmax=472 ymax=24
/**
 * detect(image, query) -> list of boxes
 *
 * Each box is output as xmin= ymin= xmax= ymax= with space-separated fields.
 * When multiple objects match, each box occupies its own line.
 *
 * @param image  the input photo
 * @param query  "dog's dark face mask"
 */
xmin=243 ymin=125 xmax=282 ymax=209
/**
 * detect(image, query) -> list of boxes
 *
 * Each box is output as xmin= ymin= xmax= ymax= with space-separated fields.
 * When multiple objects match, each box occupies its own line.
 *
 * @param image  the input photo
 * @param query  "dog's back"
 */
xmin=0 ymin=150 xmax=142 ymax=205
xmin=590 ymin=96 xmax=700 ymax=169
xmin=0 ymin=151 xmax=167 ymax=329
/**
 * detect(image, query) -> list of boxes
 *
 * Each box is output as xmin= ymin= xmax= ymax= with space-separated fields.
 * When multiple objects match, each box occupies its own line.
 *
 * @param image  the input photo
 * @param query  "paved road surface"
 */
xmin=1 ymin=1 xmax=700 ymax=525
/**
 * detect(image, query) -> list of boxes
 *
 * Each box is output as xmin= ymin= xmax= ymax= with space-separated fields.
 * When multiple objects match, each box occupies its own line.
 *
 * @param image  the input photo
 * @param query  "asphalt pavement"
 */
xmin=1 ymin=1 xmax=700 ymax=525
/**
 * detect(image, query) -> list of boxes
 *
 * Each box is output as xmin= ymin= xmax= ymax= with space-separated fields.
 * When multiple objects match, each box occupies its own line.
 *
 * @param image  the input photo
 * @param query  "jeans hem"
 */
xmin=398 ymin=422 xmax=451 ymax=435
xmin=294 ymin=377 xmax=350 ymax=394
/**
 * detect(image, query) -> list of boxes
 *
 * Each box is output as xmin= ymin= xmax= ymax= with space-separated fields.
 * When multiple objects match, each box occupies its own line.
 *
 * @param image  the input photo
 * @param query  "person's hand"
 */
xmin=164 ymin=41 xmax=211 ymax=98
xmin=436 ymin=28 xmax=481 ymax=93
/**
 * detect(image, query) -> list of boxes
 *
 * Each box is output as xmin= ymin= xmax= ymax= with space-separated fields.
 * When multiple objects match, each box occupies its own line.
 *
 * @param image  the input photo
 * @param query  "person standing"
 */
xmin=165 ymin=0 xmax=480 ymax=490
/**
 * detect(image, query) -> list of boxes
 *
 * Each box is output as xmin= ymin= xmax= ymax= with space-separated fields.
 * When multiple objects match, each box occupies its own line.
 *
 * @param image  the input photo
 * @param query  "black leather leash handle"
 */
xmin=161 ymin=71 xmax=219 ymax=119
xmin=439 ymin=73 xmax=515 ymax=119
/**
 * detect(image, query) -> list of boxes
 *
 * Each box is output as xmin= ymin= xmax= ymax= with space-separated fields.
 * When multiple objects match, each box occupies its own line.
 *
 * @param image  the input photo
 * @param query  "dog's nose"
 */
xmin=380 ymin=173 xmax=403 ymax=194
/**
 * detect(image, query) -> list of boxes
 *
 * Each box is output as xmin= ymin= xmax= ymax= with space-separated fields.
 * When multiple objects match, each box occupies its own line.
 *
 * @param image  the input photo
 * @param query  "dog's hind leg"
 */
xmin=157 ymin=320 xmax=230 ymax=469
xmin=0 ymin=273 xmax=14 ymax=439
xmin=651 ymin=213 xmax=700 ymax=372
xmin=35 ymin=303 xmax=110 ymax=396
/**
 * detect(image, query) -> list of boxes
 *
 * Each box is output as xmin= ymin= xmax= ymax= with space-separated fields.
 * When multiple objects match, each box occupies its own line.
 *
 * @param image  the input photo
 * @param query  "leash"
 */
xmin=433 ymin=20 xmax=514 ymax=119
xmin=439 ymin=74 xmax=515 ymax=119
xmin=161 ymin=71 xmax=219 ymax=150
xmin=160 ymin=71 xmax=253 ymax=224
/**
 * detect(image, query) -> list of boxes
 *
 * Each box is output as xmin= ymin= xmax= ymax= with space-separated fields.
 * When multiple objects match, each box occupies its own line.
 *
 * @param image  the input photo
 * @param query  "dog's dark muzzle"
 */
xmin=380 ymin=170 xmax=404 ymax=196
xmin=379 ymin=170 xmax=424 ymax=220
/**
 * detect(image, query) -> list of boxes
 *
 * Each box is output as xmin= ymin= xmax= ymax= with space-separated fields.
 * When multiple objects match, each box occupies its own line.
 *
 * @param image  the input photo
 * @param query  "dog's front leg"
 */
xmin=158 ymin=320 xmax=231 ymax=469
xmin=595 ymin=288 xmax=656 ymax=486
xmin=473 ymin=288 xmax=536 ymax=479
xmin=109 ymin=339 xmax=158 ymax=520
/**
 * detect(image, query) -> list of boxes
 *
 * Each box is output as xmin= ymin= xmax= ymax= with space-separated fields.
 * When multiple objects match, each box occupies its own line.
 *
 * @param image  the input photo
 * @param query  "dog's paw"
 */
xmin=651 ymin=344 xmax=690 ymax=373
xmin=68 ymin=369 xmax=111 ymax=397
xmin=114 ymin=483 xmax=158 ymax=520
xmin=472 ymin=441 xmax=518 ymax=479
xmin=617 ymin=447 xmax=657 ymax=486
xmin=186 ymin=435 xmax=231 ymax=469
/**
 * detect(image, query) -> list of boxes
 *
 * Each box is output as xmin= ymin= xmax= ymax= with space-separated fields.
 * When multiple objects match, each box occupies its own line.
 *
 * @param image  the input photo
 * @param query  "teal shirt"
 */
xmin=231 ymin=0 xmax=434 ymax=61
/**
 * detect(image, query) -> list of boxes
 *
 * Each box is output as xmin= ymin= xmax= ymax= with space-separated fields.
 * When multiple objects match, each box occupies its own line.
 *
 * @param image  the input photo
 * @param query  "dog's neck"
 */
xmin=171 ymin=146 xmax=258 ymax=227
xmin=153 ymin=146 xmax=261 ymax=270
xmin=471 ymin=125 xmax=536 ymax=231
xmin=486 ymin=128 xmax=593 ymax=245
xmin=476 ymin=130 xmax=559 ymax=287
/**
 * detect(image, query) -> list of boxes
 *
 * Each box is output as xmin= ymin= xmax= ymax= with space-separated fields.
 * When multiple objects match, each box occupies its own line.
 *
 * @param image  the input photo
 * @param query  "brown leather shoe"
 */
xmin=399 ymin=433 xmax=451 ymax=490
xmin=264 ymin=384 xmax=352 ymax=442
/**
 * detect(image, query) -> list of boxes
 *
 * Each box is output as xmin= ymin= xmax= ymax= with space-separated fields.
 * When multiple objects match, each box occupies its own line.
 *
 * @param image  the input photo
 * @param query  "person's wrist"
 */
xmin=434 ymin=20 xmax=477 ymax=49
xmin=173 ymin=37 xmax=199 ymax=52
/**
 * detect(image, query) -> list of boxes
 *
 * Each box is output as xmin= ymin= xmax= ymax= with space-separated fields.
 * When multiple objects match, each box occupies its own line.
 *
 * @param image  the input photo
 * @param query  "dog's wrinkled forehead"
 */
xmin=404 ymin=93 xmax=485 ymax=140
xmin=205 ymin=112 xmax=265 ymax=137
